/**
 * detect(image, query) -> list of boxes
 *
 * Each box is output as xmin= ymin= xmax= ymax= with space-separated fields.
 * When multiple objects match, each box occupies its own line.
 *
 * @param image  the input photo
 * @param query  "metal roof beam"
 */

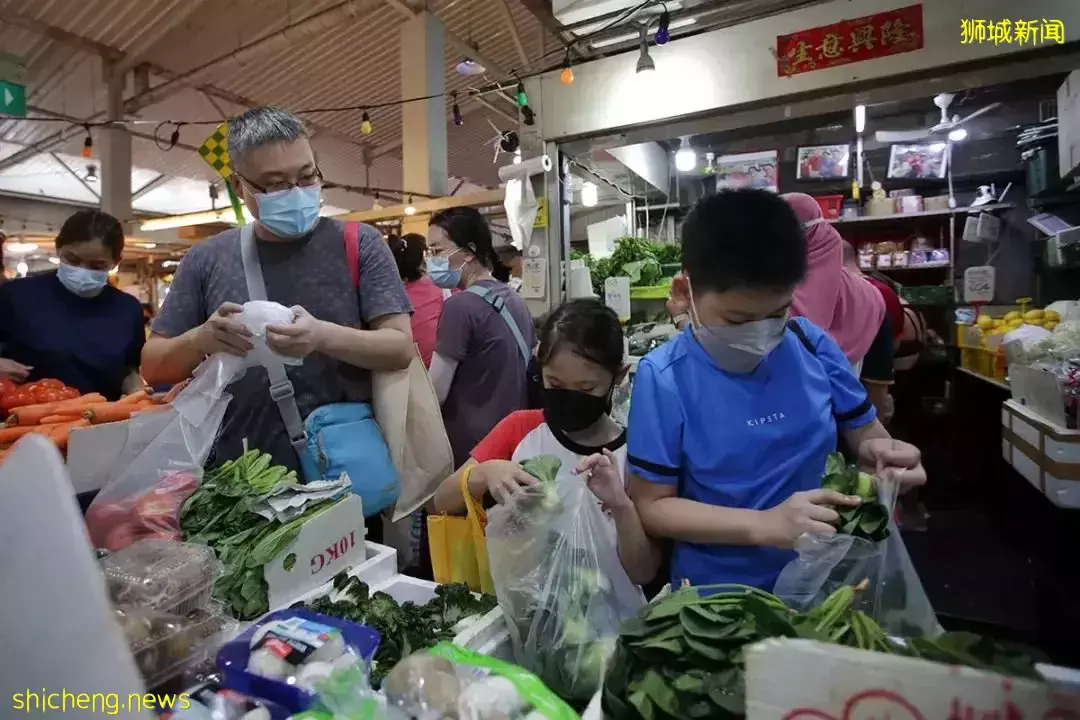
xmin=50 ymin=152 xmax=100 ymax=199
xmin=111 ymin=0 xmax=217 ymax=76
xmin=494 ymin=0 xmax=531 ymax=70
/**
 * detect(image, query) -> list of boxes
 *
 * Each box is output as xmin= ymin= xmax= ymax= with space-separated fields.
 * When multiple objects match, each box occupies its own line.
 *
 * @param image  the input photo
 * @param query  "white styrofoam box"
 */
xmin=745 ymin=639 xmax=1080 ymax=719
xmin=270 ymin=541 xmax=397 ymax=611
xmin=66 ymin=412 xmax=173 ymax=494
xmin=371 ymin=574 xmax=512 ymax=653
xmin=264 ymin=494 xmax=367 ymax=611
xmin=1001 ymin=400 xmax=1080 ymax=509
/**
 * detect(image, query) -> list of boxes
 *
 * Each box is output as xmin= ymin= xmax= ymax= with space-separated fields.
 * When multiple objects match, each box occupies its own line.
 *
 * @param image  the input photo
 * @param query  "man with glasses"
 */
xmin=142 ymin=107 xmax=413 ymax=473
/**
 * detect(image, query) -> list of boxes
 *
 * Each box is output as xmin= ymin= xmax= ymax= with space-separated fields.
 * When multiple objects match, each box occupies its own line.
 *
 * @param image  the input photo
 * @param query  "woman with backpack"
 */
xmin=426 ymin=208 xmax=534 ymax=467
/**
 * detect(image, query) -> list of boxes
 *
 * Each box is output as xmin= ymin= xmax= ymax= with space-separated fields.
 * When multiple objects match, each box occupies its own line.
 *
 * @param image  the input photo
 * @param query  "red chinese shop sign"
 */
xmin=777 ymin=4 xmax=924 ymax=77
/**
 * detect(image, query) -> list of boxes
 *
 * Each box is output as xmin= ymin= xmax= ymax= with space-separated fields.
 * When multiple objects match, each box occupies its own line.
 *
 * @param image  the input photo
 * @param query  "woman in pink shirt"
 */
xmin=390 ymin=233 xmax=447 ymax=367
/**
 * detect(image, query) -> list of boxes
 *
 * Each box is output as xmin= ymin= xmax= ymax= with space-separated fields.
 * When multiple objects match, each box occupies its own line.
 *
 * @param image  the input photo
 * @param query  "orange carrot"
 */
xmin=39 ymin=413 xmax=83 ymax=425
xmin=55 ymin=393 xmax=105 ymax=408
xmin=5 ymin=403 xmax=61 ymax=427
xmin=83 ymin=403 xmax=137 ymax=424
xmin=50 ymin=419 xmax=89 ymax=450
xmin=117 ymin=390 xmax=148 ymax=405
xmin=0 ymin=423 xmax=63 ymax=444
xmin=134 ymin=404 xmax=170 ymax=415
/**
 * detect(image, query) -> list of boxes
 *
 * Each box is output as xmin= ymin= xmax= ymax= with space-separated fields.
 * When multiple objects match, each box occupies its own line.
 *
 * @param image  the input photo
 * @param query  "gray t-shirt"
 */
xmin=435 ymin=279 xmax=534 ymax=466
xmin=152 ymin=218 xmax=411 ymax=471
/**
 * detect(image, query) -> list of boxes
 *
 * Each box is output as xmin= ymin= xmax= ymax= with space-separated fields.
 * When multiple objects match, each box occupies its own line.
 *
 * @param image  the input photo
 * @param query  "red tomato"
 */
xmin=0 ymin=377 xmax=16 ymax=396
xmin=86 ymin=501 xmax=132 ymax=538
xmin=60 ymin=387 xmax=80 ymax=400
xmin=104 ymin=523 xmax=151 ymax=552
xmin=34 ymin=388 xmax=64 ymax=404
xmin=38 ymin=379 xmax=64 ymax=390
xmin=1 ymin=390 xmax=32 ymax=411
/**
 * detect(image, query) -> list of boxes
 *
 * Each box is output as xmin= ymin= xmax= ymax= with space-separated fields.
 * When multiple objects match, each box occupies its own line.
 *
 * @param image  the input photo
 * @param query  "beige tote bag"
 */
xmin=373 ymin=346 xmax=454 ymax=522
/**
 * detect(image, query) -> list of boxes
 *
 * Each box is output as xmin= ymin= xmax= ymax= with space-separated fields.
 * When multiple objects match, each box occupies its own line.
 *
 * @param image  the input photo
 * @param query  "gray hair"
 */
xmin=227 ymin=107 xmax=308 ymax=170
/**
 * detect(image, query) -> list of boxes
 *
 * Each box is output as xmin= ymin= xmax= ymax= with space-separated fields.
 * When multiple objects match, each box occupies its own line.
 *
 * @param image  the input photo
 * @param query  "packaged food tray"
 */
xmin=114 ymin=604 xmax=237 ymax=689
xmin=103 ymin=539 xmax=218 ymax=615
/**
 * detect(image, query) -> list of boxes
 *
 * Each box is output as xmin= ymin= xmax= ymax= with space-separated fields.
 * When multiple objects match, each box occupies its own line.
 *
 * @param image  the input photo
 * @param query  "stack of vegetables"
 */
xmin=297 ymin=576 xmax=498 ymax=686
xmin=180 ymin=449 xmax=347 ymax=620
xmin=0 ymin=379 xmax=171 ymax=459
xmin=602 ymin=582 xmax=1042 ymax=719
xmin=572 ymin=237 xmax=682 ymax=297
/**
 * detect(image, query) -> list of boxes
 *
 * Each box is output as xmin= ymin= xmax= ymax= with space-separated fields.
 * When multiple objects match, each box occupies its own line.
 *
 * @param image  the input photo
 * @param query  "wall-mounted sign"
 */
xmin=534 ymin=197 xmax=548 ymax=229
xmin=776 ymin=4 xmax=924 ymax=78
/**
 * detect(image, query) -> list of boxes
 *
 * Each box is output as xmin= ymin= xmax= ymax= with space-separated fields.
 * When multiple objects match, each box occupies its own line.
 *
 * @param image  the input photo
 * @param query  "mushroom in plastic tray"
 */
xmin=113 ymin=605 xmax=235 ymax=688
xmin=103 ymin=539 xmax=218 ymax=615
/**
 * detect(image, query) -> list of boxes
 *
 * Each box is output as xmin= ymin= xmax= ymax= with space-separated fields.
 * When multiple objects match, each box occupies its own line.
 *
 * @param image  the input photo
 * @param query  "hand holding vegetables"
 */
xmin=468 ymin=459 xmax=538 ymax=505
xmin=764 ymin=489 xmax=861 ymax=549
xmin=857 ymin=437 xmax=926 ymax=489
xmin=575 ymin=449 xmax=632 ymax=511
xmin=196 ymin=302 xmax=253 ymax=357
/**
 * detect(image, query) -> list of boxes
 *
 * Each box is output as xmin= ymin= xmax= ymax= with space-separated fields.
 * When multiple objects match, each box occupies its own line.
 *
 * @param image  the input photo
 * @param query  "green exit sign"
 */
xmin=0 ymin=80 xmax=25 ymax=116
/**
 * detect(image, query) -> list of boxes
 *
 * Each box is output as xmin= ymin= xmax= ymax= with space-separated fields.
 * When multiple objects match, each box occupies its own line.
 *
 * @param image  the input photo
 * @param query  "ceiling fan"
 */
xmin=874 ymin=93 xmax=1001 ymax=143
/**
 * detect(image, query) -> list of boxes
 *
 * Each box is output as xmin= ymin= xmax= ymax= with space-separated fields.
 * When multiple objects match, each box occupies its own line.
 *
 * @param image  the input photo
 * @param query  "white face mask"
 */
xmin=687 ymin=279 xmax=789 ymax=374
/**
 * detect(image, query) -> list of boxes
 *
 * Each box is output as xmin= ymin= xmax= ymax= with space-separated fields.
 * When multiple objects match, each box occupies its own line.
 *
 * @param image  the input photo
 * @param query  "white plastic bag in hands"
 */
xmin=239 ymin=301 xmax=302 ymax=367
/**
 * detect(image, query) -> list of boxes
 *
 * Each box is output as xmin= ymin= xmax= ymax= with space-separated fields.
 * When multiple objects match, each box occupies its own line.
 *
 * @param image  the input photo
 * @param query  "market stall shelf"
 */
xmin=829 ymin=202 xmax=1016 ymax=224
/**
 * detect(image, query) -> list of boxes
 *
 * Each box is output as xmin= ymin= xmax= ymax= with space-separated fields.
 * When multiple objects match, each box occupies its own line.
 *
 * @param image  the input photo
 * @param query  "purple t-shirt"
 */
xmin=436 ymin=279 xmax=534 ymax=466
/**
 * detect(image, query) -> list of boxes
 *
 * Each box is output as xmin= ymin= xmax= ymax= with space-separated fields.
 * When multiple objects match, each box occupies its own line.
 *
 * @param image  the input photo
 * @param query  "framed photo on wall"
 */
xmin=887 ymin=143 xmax=948 ymax=180
xmin=796 ymin=144 xmax=850 ymax=180
xmin=712 ymin=150 xmax=779 ymax=193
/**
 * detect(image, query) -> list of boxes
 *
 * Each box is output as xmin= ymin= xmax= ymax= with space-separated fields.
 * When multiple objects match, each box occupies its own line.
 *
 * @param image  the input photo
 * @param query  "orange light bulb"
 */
xmin=560 ymin=67 xmax=574 ymax=85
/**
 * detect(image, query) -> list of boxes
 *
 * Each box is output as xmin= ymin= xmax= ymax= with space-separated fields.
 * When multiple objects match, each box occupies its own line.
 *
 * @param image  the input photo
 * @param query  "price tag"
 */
xmin=520 ymin=257 xmax=546 ymax=299
xmin=963 ymin=265 xmax=995 ymax=304
xmin=604 ymin=276 xmax=631 ymax=322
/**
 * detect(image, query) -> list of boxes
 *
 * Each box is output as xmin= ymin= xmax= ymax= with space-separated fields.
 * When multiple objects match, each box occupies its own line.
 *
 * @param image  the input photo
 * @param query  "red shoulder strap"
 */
xmin=344 ymin=222 xmax=360 ymax=288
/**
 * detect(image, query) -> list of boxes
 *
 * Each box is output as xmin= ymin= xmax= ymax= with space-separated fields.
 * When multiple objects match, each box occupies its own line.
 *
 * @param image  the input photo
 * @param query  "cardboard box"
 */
xmin=745 ymin=639 xmax=1080 ymax=719
xmin=1001 ymin=398 xmax=1080 ymax=509
xmin=268 ymin=540 xmax=398 ymax=611
xmin=264 ymin=494 xmax=367 ymax=611
xmin=66 ymin=412 xmax=173 ymax=494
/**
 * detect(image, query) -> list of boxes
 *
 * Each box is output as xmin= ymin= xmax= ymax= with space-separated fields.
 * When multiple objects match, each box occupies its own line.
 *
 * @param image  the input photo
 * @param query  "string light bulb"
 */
xmin=360 ymin=112 xmax=373 ymax=136
xmin=81 ymin=125 xmax=93 ymax=158
xmin=561 ymin=51 xmax=574 ymax=85
xmin=581 ymin=181 xmax=598 ymax=208
xmin=403 ymin=196 xmax=416 ymax=216
xmin=516 ymin=79 xmax=528 ymax=107
xmin=521 ymin=105 xmax=535 ymax=127
xmin=451 ymin=93 xmax=463 ymax=126
xmin=655 ymin=8 xmax=671 ymax=44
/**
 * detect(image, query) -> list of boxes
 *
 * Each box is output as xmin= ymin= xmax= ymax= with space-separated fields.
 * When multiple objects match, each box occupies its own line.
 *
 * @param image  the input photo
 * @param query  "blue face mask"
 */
xmin=254 ymin=185 xmax=322 ymax=238
xmin=427 ymin=254 xmax=462 ymax=289
xmin=57 ymin=262 xmax=109 ymax=297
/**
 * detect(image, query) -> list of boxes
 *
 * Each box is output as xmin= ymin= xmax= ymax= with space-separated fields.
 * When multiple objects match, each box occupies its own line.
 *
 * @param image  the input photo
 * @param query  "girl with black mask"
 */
xmin=432 ymin=299 xmax=660 ymax=585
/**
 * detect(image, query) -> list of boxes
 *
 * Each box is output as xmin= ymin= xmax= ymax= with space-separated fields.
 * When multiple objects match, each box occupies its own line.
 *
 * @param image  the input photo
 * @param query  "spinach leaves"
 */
xmin=602 ymin=582 xmax=1041 ymax=719
xmin=298 ymin=578 xmax=497 ymax=686
xmin=820 ymin=452 xmax=890 ymax=542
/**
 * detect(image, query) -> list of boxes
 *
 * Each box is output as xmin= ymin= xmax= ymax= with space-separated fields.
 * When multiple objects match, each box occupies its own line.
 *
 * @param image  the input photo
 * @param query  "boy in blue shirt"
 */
xmin=626 ymin=189 xmax=926 ymax=591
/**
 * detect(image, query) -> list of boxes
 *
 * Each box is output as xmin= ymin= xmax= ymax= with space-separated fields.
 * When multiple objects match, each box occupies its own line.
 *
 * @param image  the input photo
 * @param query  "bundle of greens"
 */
xmin=602 ymin=582 xmax=1041 ymax=720
xmin=571 ymin=237 xmax=680 ymax=297
xmin=820 ymin=452 xmax=890 ymax=542
xmin=296 ymin=577 xmax=497 ymax=686
xmin=179 ymin=449 xmax=343 ymax=619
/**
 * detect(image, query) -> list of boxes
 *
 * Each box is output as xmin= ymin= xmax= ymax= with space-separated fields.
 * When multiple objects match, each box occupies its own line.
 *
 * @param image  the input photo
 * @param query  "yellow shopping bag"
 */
xmin=427 ymin=466 xmax=494 ymax=594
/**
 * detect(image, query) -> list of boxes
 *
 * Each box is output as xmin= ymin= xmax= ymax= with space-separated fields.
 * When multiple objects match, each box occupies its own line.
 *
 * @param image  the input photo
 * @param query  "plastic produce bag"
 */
xmin=773 ymin=473 xmax=940 ymax=637
xmin=86 ymin=302 xmax=298 ymax=550
xmin=486 ymin=456 xmax=645 ymax=707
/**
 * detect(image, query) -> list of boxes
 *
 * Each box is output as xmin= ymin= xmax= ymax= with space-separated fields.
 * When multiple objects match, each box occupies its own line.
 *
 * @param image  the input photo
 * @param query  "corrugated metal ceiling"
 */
xmin=0 ymin=0 xmax=557 ymax=204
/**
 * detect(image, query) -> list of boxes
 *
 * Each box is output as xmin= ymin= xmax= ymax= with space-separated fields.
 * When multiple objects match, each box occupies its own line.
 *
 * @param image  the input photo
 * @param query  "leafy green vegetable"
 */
xmin=819 ymin=452 xmax=890 ymax=542
xmin=602 ymin=583 xmax=1042 ymax=719
xmin=572 ymin=237 xmax=681 ymax=295
xmin=297 ymin=578 xmax=497 ymax=686
xmin=181 ymin=449 xmax=335 ymax=619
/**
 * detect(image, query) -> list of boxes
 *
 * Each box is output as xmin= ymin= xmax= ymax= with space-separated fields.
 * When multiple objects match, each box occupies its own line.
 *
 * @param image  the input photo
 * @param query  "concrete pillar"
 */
xmin=399 ymin=12 xmax=446 ymax=235
xmin=101 ymin=60 xmax=133 ymax=231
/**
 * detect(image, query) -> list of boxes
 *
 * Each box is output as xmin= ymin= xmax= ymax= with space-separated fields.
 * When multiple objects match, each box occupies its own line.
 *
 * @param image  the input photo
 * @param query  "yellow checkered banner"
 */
xmin=198 ymin=122 xmax=246 ymax=226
